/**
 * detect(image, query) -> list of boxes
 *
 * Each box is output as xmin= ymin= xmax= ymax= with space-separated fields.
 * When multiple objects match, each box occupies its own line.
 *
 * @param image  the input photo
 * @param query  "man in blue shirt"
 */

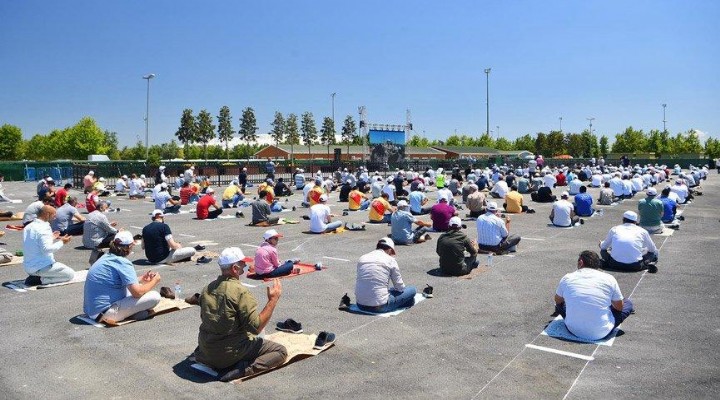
xmin=408 ymin=186 xmax=432 ymax=215
xmin=83 ymin=231 xmax=162 ymax=324
xmin=573 ymin=186 xmax=595 ymax=217
xmin=659 ymin=187 xmax=679 ymax=224
xmin=390 ymin=201 xmax=432 ymax=245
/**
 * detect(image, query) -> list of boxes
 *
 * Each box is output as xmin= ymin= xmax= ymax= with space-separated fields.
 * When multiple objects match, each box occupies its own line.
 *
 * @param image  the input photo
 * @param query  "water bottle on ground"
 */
xmin=175 ymin=281 xmax=182 ymax=302
xmin=487 ymin=254 xmax=494 ymax=267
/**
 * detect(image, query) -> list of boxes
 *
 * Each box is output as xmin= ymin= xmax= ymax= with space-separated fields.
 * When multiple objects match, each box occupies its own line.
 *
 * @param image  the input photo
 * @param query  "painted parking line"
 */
xmin=524 ymin=344 xmax=595 ymax=361
xmin=240 ymin=243 xmax=259 ymax=248
xmin=179 ymin=233 xmax=196 ymax=238
xmin=323 ymin=256 xmax=351 ymax=262
xmin=522 ymin=237 xmax=546 ymax=241
xmin=129 ymin=226 xmax=144 ymax=230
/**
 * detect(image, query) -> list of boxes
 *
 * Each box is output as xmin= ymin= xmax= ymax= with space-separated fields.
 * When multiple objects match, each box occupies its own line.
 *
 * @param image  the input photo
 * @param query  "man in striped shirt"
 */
xmin=476 ymin=202 xmax=521 ymax=255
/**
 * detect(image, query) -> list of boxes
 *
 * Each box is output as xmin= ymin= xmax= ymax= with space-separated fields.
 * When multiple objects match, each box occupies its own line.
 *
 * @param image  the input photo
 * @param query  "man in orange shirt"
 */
xmin=369 ymin=193 xmax=395 ymax=223
xmin=504 ymin=185 xmax=533 ymax=214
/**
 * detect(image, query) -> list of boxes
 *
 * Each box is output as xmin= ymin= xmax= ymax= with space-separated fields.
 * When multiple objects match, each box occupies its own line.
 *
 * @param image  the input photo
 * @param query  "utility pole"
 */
xmin=142 ymin=73 xmax=156 ymax=159
xmin=586 ymin=117 xmax=595 ymax=136
xmin=662 ymin=103 xmax=667 ymax=132
xmin=559 ymin=116 xmax=563 ymax=132
xmin=331 ymin=92 xmax=336 ymax=126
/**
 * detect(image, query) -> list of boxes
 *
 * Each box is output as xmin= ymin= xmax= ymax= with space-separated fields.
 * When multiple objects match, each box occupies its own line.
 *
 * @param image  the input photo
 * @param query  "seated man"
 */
xmin=355 ymin=238 xmax=416 ymax=313
xmin=195 ymin=248 xmax=287 ymax=382
xmin=597 ymin=182 xmax=616 ymax=205
xmin=436 ymin=216 xmax=479 ymax=276
xmin=251 ymin=190 xmax=279 ymax=226
xmin=430 ymin=196 xmax=457 ymax=232
xmin=142 ymin=210 xmax=196 ymax=264
xmin=51 ymin=196 xmax=85 ymax=236
xmin=22 ymin=205 xmax=74 ymax=286
xmin=23 ymin=197 xmax=52 ymax=226
xmin=658 ymin=187 xmax=679 ymax=224
xmin=554 ymin=250 xmax=634 ymax=341
xmin=83 ymin=170 xmax=97 ymax=193
xmin=154 ymin=183 xmax=181 ymax=214
xmin=115 ymin=175 xmax=129 ymax=194
xmin=516 ymin=174 xmax=530 ymax=194
xmin=196 ymin=188 xmax=224 ymax=220
xmin=504 ymin=185 xmax=531 ymax=213
xmin=368 ymin=192 xmax=395 ymax=223
xmin=637 ymin=187 xmax=664 ymax=233
xmin=550 ymin=192 xmax=581 ymax=227
xmin=83 ymin=231 xmax=162 ymax=324
xmin=83 ymin=201 xmax=118 ymax=250
xmin=54 ymin=183 xmax=73 ymax=207
xmin=568 ymin=177 xmax=583 ymax=195
xmin=38 ymin=177 xmax=56 ymax=201
xmin=348 ymin=186 xmax=371 ymax=211
xmin=599 ymin=211 xmax=659 ymax=272
xmin=530 ymin=183 xmax=557 ymax=203
xmin=476 ymin=202 xmax=521 ymax=254
xmin=338 ymin=180 xmax=352 ymax=202
xmin=390 ymin=200 xmax=432 ymax=245
xmin=273 ymin=178 xmax=292 ymax=197
xmin=310 ymin=194 xmax=342 ymax=233
xmin=222 ymin=180 xmax=244 ymax=208
xmin=93 ymin=177 xmax=112 ymax=197
xmin=573 ymin=186 xmax=595 ymax=217
xmin=408 ymin=185 xmax=432 ymax=215
xmin=251 ymin=229 xmax=297 ymax=278
xmin=307 ymin=179 xmax=325 ymax=207
xmin=466 ymin=184 xmax=486 ymax=218
xmin=489 ymin=175 xmax=509 ymax=199
xmin=85 ymin=187 xmax=103 ymax=213
xmin=128 ymin=173 xmax=147 ymax=199
xmin=179 ymin=181 xmax=199 ymax=205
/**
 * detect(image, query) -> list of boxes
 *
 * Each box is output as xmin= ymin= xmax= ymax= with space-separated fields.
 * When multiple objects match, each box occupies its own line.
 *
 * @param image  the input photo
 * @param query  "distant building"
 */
xmin=255 ymin=145 xmax=446 ymax=161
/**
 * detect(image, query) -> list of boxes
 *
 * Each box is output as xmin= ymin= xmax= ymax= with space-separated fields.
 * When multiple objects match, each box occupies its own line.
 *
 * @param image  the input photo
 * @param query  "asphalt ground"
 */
xmin=0 ymin=173 xmax=718 ymax=399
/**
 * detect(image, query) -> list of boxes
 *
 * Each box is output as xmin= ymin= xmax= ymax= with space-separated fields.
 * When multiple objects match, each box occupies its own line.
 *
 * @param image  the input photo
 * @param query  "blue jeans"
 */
xmin=257 ymin=261 xmax=294 ymax=278
xmin=359 ymin=286 xmax=417 ymax=313
xmin=324 ymin=221 xmax=343 ymax=232
xmin=164 ymin=204 xmax=181 ymax=214
xmin=555 ymin=298 xmax=634 ymax=333
xmin=222 ymin=194 xmax=243 ymax=208
xmin=359 ymin=199 xmax=370 ymax=210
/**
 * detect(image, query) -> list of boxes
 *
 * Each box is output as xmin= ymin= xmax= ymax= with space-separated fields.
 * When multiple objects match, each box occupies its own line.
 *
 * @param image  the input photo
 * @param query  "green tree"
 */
xmin=319 ymin=116 xmax=336 ymax=156
xmin=579 ymin=131 xmax=599 ymax=158
xmin=705 ymin=137 xmax=720 ymax=159
xmin=64 ymin=117 xmax=110 ymax=159
xmin=270 ymin=111 xmax=286 ymax=146
xmin=494 ymin=137 xmax=513 ymax=151
xmin=566 ymin=133 xmax=584 ymax=157
xmin=684 ymin=129 xmax=703 ymax=154
xmin=238 ymin=107 xmax=259 ymax=159
xmin=0 ymin=124 xmax=24 ymax=160
xmin=300 ymin=112 xmax=317 ymax=157
xmin=611 ymin=126 xmax=647 ymax=154
xmin=599 ymin=135 xmax=609 ymax=157
xmin=513 ymin=134 xmax=535 ymax=152
xmin=534 ymin=132 xmax=547 ymax=155
xmin=477 ymin=132 xmax=495 ymax=148
xmin=445 ymin=134 xmax=461 ymax=146
xmin=195 ymin=109 xmax=216 ymax=160
xmin=285 ymin=113 xmax=300 ymax=163
xmin=546 ymin=130 xmax=566 ymax=156
xmin=119 ymin=141 xmax=147 ymax=160
xmin=175 ymin=109 xmax=196 ymax=158
xmin=408 ymin=134 xmax=431 ymax=147
xmin=216 ymin=106 xmax=234 ymax=159
xmin=340 ymin=115 xmax=357 ymax=157
xmin=646 ymin=129 xmax=668 ymax=156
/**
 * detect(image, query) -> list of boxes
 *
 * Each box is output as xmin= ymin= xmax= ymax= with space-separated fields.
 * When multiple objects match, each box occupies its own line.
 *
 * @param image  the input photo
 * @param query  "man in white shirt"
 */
xmin=115 ymin=175 xmax=129 ymax=194
xmin=670 ymin=179 xmax=690 ymax=203
xmin=554 ymin=250 xmax=634 ymax=341
xmin=128 ymin=173 xmax=146 ymax=199
xmin=382 ymin=178 xmax=396 ymax=204
xmin=609 ymin=173 xmax=625 ymax=198
xmin=567 ymin=177 xmax=583 ymax=195
xmin=370 ymin=176 xmax=385 ymax=199
xmin=542 ymin=171 xmax=557 ymax=189
xmin=353 ymin=238 xmax=416 ymax=313
xmin=23 ymin=205 xmax=74 ymax=286
xmin=309 ymin=194 xmax=342 ymax=233
xmin=550 ymin=192 xmax=582 ymax=227
xmin=154 ymin=183 xmax=181 ymax=214
xmin=599 ymin=211 xmax=659 ymax=272
xmin=489 ymin=175 xmax=509 ymax=199
xmin=476 ymin=202 xmax=521 ymax=254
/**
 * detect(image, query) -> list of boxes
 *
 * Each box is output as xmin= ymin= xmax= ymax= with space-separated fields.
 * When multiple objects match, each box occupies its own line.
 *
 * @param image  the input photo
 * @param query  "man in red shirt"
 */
xmin=54 ymin=183 xmax=72 ymax=207
xmin=86 ymin=188 xmax=102 ymax=213
xmin=556 ymin=171 xmax=567 ymax=187
xmin=196 ymin=188 xmax=223 ymax=220
xmin=430 ymin=197 xmax=458 ymax=232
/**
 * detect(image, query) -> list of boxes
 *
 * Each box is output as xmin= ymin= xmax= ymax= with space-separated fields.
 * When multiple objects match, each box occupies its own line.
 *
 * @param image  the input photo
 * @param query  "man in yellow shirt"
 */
xmin=257 ymin=179 xmax=275 ymax=204
xmin=504 ymin=185 xmax=533 ymax=214
xmin=369 ymin=192 xmax=395 ymax=223
xmin=348 ymin=186 xmax=370 ymax=211
xmin=222 ymin=180 xmax=245 ymax=208
xmin=308 ymin=184 xmax=324 ymax=207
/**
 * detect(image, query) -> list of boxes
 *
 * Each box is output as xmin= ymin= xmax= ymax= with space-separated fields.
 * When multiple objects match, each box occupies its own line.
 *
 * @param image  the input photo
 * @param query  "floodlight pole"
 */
xmin=587 ymin=117 xmax=595 ymax=136
xmin=142 ymin=73 xmax=156 ymax=160
xmin=331 ymin=93 xmax=336 ymax=126
xmin=559 ymin=116 xmax=563 ymax=132
xmin=484 ymin=68 xmax=491 ymax=137
xmin=662 ymin=103 xmax=667 ymax=132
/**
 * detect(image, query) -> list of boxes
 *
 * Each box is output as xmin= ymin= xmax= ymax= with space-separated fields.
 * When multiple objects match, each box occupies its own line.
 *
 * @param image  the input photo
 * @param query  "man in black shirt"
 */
xmin=338 ymin=180 xmax=352 ymax=202
xmin=251 ymin=191 xmax=280 ymax=226
xmin=238 ymin=167 xmax=248 ymax=194
xmin=141 ymin=210 xmax=196 ymax=264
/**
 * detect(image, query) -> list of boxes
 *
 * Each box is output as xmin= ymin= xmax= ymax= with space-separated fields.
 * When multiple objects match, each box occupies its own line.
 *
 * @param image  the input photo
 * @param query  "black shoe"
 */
xmin=196 ymin=256 xmax=212 ymax=264
xmin=218 ymin=367 xmax=244 ymax=382
xmin=338 ymin=293 xmax=351 ymax=311
xmin=422 ymin=284 xmax=434 ymax=298
xmin=678 ymin=215 xmax=685 ymax=221
xmin=292 ymin=206 xmax=296 ymax=211
xmin=276 ymin=318 xmax=303 ymax=334
xmin=579 ymin=219 xmax=585 ymax=225
xmin=461 ymin=224 xmax=467 ymax=229
xmin=313 ymin=331 xmax=336 ymax=350
xmin=342 ymin=211 xmax=349 ymax=216
xmin=194 ymin=244 xmax=206 ymax=251
xmin=646 ymin=264 xmax=658 ymax=274
xmin=236 ymin=212 xmax=244 ymax=218
xmin=24 ymin=275 xmax=42 ymax=286
xmin=133 ymin=234 xmax=143 ymax=241
xmin=185 ymin=293 xmax=200 ymax=305
xmin=160 ymin=286 xmax=176 ymax=299
xmin=526 ymin=209 xmax=536 ymax=214
xmin=302 ymin=215 xmax=310 ymax=220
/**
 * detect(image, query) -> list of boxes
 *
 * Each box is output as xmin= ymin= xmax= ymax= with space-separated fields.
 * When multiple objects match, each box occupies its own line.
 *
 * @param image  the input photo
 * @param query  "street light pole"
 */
xmin=496 ymin=125 xmax=500 ymax=140
xmin=662 ymin=103 xmax=667 ymax=132
xmin=586 ymin=117 xmax=595 ymax=136
xmin=484 ymin=68 xmax=491 ymax=137
xmin=559 ymin=116 xmax=563 ymax=132
xmin=142 ymin=73 xmax=156 ymax=160
xmin=331 ymin=92 xmax=336 ymax=126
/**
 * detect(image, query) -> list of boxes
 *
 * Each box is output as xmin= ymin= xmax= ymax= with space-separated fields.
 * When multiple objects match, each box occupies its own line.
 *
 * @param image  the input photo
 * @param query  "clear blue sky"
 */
xmin=1 ymin=0 xmax=718 ymax=147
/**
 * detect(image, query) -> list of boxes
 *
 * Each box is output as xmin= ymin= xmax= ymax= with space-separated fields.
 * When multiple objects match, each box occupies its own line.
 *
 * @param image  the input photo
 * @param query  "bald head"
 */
xmin=38 ymin=205 xmax=57 ymax=221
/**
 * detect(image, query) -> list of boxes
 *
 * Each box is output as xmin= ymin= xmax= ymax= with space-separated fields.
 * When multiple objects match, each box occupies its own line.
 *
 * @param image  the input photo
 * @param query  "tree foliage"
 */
xmin=238 ymin=107 xmax=259 ymax=158
xmin=320 ymin=116 xmax=336 ymax=155
xmin=300 ymin=112 xmax=317 ymax=155
xmin=175 ymin=109 xmax=196 ymax=157
xmin=341 ymin=115 xmax=357 ymax=155
xmin=216 ymin=106 xmax=234 ymax=158
xmin=195 ymin=109 xmax=216 ymax=160
xmin=0 ymin=124 xmax=24 ymax=160
xmin=270 ymin=111 xmax=286 ymax=145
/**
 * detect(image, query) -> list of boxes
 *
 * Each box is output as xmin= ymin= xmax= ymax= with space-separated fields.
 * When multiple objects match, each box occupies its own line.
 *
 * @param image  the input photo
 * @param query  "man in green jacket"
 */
xmin=436 ymin=217 xmax=479 ymax=276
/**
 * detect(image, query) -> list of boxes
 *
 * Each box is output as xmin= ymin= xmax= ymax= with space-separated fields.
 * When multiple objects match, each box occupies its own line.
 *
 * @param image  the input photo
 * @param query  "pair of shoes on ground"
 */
xmin=645 ymin=263 xmax=658 ymax=274
xmin=194 ymin=244 xmax=206 ymax=251
xmin=196 ymin=256 xmax=212 ymax=264
xmin=236 ymin=211 xmax=245 ymax=218
xmin=276 ymin=318 xmax=303 ymax=334
xmin=275 ymin=319 xmax=335 ymax=349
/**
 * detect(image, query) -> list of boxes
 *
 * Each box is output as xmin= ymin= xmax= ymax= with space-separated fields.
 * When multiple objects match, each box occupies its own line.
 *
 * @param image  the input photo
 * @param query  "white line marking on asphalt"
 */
xmin=179 ymin=233 xmax=196 ymax=238
xmin=323 ymin=256 xmax=351 ymax=262
xmin=130 ymin=226 xmax=143 ymax=230
xmin=525 ymin=344 xmax=595 ymax=361
xmin=523 ymin=237 xmax=546 ymax=241
xmin=240 ymin=243 xmax=259 ymax=248
xmin=292 ymin=240 xmax=309 ymax=252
